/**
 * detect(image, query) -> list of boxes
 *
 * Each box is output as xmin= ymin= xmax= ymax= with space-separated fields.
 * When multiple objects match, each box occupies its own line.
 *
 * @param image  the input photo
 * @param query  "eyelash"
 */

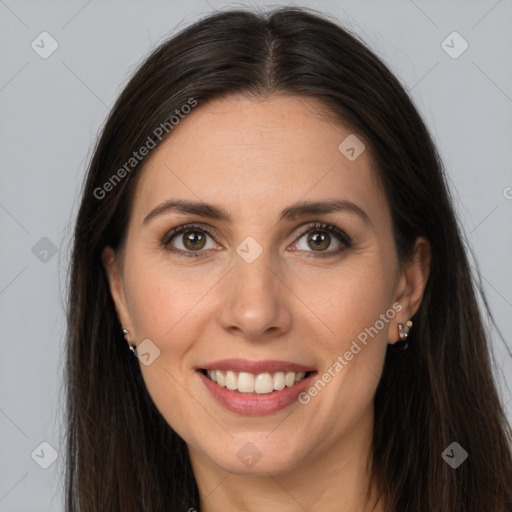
xmin=161 ymin=222 xmax=352 ymax=259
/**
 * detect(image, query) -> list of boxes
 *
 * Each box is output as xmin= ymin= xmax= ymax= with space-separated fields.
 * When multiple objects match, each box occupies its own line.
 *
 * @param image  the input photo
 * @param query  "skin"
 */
xmin=103 ymin=95 xmax=431 ymax=512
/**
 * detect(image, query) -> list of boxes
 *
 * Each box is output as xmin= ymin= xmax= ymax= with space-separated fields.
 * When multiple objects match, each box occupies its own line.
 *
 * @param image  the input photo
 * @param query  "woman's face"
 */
xmin=104 ymin=95 xmax=429 ymax=477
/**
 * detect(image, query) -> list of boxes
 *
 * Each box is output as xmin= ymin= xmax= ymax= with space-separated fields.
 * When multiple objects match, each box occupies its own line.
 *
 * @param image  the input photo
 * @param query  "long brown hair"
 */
xmin=65 ymin=6 xmax=512 ymax=511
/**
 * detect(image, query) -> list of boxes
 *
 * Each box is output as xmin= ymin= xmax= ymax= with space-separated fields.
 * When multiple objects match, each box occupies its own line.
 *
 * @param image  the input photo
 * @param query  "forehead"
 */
xmin=131 ymin=95 xmax=388 ymax=227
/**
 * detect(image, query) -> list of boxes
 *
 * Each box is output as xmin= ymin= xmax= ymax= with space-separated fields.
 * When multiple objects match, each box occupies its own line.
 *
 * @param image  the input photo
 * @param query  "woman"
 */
xmin=65 ymin=6 xmax=512 ymax=511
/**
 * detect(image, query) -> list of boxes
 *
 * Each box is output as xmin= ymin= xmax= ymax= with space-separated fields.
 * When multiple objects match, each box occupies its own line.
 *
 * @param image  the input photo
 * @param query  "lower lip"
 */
xmin=197 ymin=370 xmax=317 ymax=415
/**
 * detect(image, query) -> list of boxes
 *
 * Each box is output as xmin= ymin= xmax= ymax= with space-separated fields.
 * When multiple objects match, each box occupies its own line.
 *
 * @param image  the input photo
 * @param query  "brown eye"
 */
xmin=162 ymin=222 xmax=351 ymax=259
xmin=292 ymin=222 xmax=352 ymax=258
xmin=307 ymin=231 xmax=331 ymax=251
xmin=181 ymin=230 xmax=207 ymax=250
xmin=162 ymin=224 xmax=217 ymax=256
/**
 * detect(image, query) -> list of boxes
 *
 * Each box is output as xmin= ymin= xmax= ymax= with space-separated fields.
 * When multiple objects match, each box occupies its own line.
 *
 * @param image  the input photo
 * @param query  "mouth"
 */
xmin=200 ymin=368 xmax=313 ymax=394
xmin=197 ymin=358 xmax=317 ymax=415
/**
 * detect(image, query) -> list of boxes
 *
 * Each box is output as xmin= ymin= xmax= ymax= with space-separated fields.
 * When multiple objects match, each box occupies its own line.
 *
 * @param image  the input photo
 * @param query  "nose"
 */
xmin=217 ymin=248 xmax=293 ymax=341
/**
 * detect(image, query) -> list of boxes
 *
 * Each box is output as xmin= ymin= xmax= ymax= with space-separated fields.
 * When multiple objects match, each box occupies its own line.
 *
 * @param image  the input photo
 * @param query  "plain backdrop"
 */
xmin=1 ymin=0 xmax=511 ymax=510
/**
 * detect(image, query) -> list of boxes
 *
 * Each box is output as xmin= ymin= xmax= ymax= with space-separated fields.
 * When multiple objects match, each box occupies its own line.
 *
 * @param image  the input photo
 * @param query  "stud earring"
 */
xmin=122 ymin=328 xmax=137 ymax=354
xmin=395 ymin=320 xmax=413 ymax=350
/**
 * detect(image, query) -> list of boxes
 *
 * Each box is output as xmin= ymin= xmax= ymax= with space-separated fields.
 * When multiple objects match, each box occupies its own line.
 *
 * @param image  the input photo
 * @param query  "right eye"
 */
xmin=161 ymin=223 xmax=220 ymax=257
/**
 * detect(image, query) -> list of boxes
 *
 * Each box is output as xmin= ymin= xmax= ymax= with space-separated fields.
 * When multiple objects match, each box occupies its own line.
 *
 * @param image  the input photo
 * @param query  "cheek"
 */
xmin=122 ymin=261 xmax=214 ymax=439
xmin=298 ymin=256 xmax=396 ymax=352
xmin=124 ymin=255 xmax=212 ymax=345
xmin=296 ymin=272 xmax=393 ymax=439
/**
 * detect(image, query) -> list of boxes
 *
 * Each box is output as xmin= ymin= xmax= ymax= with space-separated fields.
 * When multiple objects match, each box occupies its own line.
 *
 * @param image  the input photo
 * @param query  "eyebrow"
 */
xmin=143 ymin=198 xmax=371 ymax=226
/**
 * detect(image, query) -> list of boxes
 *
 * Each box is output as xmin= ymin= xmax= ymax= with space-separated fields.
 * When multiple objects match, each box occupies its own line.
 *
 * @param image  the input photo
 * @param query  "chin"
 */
xmin=202 ymin=437 xmax=306 ymax=476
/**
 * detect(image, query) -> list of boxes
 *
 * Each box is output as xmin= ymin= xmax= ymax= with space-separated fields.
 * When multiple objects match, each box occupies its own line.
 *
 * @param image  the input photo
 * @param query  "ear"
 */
xmin=388 ymin=236 xmax=431 ymax=344
xmin=101 ymin=246 xmax=133 ymax=334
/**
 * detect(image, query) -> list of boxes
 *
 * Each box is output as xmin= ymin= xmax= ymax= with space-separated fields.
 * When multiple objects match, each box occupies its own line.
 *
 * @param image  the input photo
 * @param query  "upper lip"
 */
xmin=199 ymin=358 xmax=315 ymax=374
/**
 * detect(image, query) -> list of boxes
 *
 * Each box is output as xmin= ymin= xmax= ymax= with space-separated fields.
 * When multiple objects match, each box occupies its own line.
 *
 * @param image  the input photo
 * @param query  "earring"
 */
xmin=122 ymin=328 xmax=137 ymax=354
xmin=395 ymin=320 xmax=413 ymax=350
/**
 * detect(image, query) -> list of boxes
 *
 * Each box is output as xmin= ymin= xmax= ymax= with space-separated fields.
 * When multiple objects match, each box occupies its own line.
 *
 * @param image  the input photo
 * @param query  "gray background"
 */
xmin=1 ymin=0 xmax=511 ymax=510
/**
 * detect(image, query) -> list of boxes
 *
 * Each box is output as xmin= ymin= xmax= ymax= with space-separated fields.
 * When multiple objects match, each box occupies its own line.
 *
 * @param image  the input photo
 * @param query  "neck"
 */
xmin=188 ymin=405 xmax=383 ymax=512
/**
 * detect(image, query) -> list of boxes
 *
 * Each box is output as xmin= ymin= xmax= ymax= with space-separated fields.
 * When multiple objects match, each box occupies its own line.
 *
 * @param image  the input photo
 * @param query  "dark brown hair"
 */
xmin=65 ymin=6 xmax=512 ymax=511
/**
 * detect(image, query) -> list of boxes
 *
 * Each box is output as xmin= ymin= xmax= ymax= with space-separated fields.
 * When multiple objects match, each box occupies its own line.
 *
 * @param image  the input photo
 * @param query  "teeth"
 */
xmin=238 ymin=372 xmax=254 ymax=393
xmin=205 ymin=369 xmax=309 ymax=394
xmin=295 ymin=371 xmax=306 ymax=383
xmin=216 ymin=370 xmax=225 ymax=387
xmin=254 ymin=373 xmax=274 ymax=394
xmin=273 ymin=371 xmax=285 ymax=391
xmin=225 ymin=370 xmax=237 ymax=390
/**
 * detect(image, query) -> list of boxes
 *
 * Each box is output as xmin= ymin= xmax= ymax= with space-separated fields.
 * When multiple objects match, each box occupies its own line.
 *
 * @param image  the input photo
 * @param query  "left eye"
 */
xmin=290 ymin=222 xmax=352 ymax=257
xmin=161 ymin=222 xmax=351 ymax=258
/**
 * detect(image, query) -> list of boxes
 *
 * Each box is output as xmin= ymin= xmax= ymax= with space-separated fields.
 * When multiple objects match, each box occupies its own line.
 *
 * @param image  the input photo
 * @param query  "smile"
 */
xmin=201 ymin=369 xmax=310 ymax=394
